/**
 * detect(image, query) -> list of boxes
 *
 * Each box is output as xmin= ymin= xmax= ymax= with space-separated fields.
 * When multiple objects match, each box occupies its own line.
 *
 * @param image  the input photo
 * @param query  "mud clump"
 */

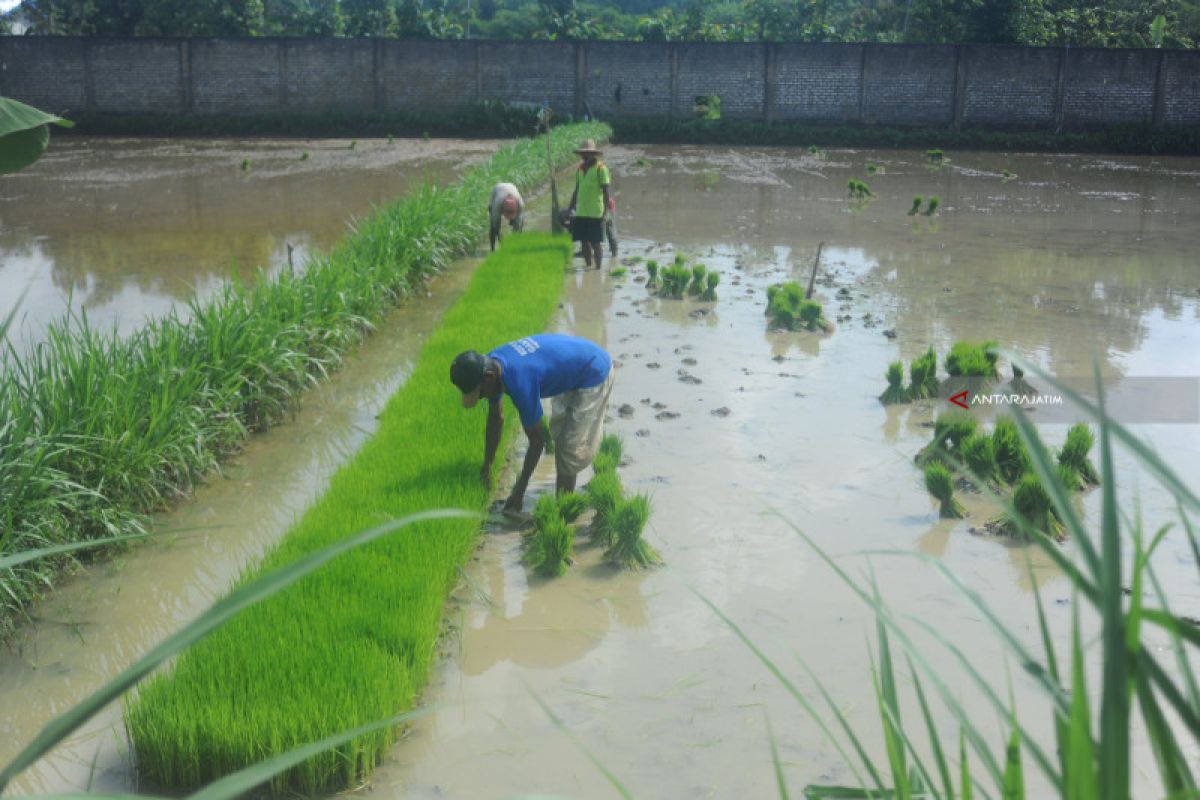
xmin=711 ymin=407 xmax=731 ymax=417
xmin=618 ymin=404 xmax=635 ymax=418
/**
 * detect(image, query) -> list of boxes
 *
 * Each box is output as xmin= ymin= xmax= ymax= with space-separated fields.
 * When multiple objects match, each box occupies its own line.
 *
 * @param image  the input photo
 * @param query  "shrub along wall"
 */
xmin=126 ymin=232 xmax=573 ymax=793
xmin=0 ymin=121 xmax=609 ymax=641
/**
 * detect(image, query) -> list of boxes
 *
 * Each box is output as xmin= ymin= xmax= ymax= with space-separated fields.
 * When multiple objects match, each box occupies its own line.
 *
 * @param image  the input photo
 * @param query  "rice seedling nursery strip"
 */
xmin=0 ymin=122 xmax=609 ymax=640
xmin=125 ymin=232 xmax=574 ymax=793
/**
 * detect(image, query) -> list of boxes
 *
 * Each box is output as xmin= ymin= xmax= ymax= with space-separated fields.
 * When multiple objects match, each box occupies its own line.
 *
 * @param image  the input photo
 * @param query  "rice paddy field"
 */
xmin=2 ymin=138 xmax=1200 ymax=798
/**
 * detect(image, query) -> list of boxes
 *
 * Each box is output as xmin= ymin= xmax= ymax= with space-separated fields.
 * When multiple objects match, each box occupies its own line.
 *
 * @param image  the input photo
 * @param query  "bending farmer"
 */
xmin=566 ymin=139 xmax=611 ymax=270
xmin=488 ymin=182 xmax=525 ymax=251
xmin=451 ymin=334 xmax=614 ymax=511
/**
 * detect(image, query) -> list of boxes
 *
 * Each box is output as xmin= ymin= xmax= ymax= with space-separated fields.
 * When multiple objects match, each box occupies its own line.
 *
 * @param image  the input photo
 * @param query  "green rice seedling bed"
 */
xmin=125 ymin=233 xmax=573 ymax=793
xmin=0 ymin=122 xmax=609 ymax=639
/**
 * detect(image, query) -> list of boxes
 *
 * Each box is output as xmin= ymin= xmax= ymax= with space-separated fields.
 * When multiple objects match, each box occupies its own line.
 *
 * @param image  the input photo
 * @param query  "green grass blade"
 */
xmin=0 ymin=530 xmax=161 ymax=570
xmin=0 ymin=509 xmax=472 ymax=792
xmin=1147 ymin=568 xmax=1200 ymax=720
xmin=765 ymin=711 xmax=792 ymax=800
xmin=187 ymin=709 xmax=430 ymax=800
xmin=1135 ymin=669 xmax=1195 ymax=795
xmin=907 ymin=655 xmax=954 ymax=800
xmin=525 ymin=683 xmax=634 ymax=800
xmin=1001 ymin=724 xmax=1023 ymax=800
xmin=960 ymin=731 xmax=974 ymax=800
xmin=1066 ymin=600 xmax=1097 ymax=800
xmin=1092 ymin=383 xmax=1129 ymax=800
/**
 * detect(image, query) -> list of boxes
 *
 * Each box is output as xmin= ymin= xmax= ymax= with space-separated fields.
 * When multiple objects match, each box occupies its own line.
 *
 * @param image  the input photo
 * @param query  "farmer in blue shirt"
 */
xmin=450 ymin=334 xmax=614 ymax=511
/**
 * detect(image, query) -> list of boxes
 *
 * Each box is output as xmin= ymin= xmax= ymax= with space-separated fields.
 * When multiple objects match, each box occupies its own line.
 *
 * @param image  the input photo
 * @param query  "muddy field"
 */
xmin=2 ymin=142 xmax=1199 ymax=797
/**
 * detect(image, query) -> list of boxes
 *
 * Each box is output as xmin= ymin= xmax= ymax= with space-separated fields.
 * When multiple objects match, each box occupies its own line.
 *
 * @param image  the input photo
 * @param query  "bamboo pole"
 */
xmin=805 ymin=241 xmax=824 ymax=299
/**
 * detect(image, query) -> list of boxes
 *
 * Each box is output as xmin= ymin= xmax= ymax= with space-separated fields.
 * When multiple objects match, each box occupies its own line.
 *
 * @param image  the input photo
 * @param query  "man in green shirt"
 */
xmin=566 ymin=139 xmax=612 ymax=270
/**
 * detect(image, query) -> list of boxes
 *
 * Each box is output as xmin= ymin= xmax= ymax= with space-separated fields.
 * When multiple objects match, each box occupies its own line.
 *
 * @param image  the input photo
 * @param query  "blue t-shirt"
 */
xmin=489 ymin=334 xmax=611 ymax=428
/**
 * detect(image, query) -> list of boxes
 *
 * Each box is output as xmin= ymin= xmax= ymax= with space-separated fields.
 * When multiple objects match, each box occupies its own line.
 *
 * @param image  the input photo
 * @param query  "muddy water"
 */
xmin=0 ymin=137 xmax=495 ymax=344
xmin=2 ymin=145 xmax=1198 ymax=798
xmin=366 ymin=147 xmax=1200 ymax=798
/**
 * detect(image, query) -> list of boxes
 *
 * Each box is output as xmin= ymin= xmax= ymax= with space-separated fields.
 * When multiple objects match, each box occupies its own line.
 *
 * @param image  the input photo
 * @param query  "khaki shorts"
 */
xmin=549 ymin=369 xmax=614 ymax=476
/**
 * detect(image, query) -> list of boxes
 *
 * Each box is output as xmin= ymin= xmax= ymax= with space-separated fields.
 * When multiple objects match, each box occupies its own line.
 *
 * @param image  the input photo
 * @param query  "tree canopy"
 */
xmin=3 ymin=0 xmax=1196 ymax=47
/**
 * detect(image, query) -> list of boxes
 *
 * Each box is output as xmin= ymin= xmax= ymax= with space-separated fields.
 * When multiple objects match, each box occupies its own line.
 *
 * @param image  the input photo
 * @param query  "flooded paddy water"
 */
xmin=2 ymin=141 xmax=1199 ymax=798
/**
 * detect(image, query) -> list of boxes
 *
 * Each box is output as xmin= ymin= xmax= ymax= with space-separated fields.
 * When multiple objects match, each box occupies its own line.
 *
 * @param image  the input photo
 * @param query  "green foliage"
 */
xmin=926 ymin=148 xmax=944 ymax=162
xmin=659 ymin=264 xmax=691 ymax=299
xmin=945 ymin=340 xmax=999 ymax=378
xmin=688 ymin=263 xmax=707 ymax=295
xmin=924 ymin=195 xmax=941 ymax=215
xmin=992 ymin=416 xmax=1031 ymax=485
xmin=645 ymin=259 xmax=660 ymax=290
xmin=592 ymin=433 xmax=623 ymax=475
xmin=847 ymin=178 xmax=873 ymax=199
xmin=1058 ymin=423 xmax=1100 ymax=486
xmin=700 ymin=271 xmax=720 ymax=301
xmin=908 ymin=195 xmax=923 ymax=216
xmin=0 ymin=97 xmax=73 ymax=176
xmin=766 ymin=282 xmax=829 ymax=332
xmin=609 ymin=267 xmax=628 ymax=277
xmin=924 ymin=462 xmax=965 ymax=519
xmin=693 ymin=94 xmax=722 ymax=120
xmin=526 ymin=496 xmax=576 ymax=578
xmin=605 ymin=494 xmax=662 ymax=569
xmin=908 ymin=347 xmax=939 ymax=400
xmin=1009 ymin=471 xmax=1063 ymax=539
xmin=933 ymin=410 xmax=977 ymax=451
xmin=960 ymin=433 xmax=996 ymax=485
xmin=556 ymin=492 xmax=588 ymax=523
xmin=585 ymin=469 xmax=624 ymax=549
xmin=879 ymin=361 xmax=908 ymax=405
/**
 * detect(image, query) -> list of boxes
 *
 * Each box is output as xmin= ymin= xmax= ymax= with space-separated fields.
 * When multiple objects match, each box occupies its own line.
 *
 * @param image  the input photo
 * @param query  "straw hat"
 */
xmin=574 ymin=139 xmax=602 ymax=155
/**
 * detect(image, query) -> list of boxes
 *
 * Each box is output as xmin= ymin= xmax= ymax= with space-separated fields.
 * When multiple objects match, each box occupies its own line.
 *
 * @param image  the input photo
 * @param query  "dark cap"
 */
xmin=450 ymin=350 xmax=487 ymax=407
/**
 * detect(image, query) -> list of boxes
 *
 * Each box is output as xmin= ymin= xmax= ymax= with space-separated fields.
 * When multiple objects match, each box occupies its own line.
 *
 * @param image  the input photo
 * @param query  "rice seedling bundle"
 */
xmin=908 ymin=195 xmax=923 ymax=216
xmin=945 ymin=340 xmax=999 ymax=378
xmin=924 ymin=196 xmax=940 ymax=215
xmin=0 ymin=123 xmax=609 ymax=638
xmin=585 ymin=469 xmax=624 ymax=548
xmin=933 ymin=410 xmax=977 ymax=451
xmin=960 ymin=433 xmax=996 ymax=485
xmin=924 ymin=462 xmax=965 ymax=519
xmin=645 ymin=260 xmax=660 ymax=289
xmin=605 ymin=494 xmax=662 ymax=569
xmin=766 ymin=282 xmax=830 ymax=332
xmin=125 ymin=232 xmax=579 ymax=793
xmin=659 ymin=264 xmax=691 ymax=299
xmin=688 ymin=264 xmax=707 ymax=296
xmin=1008 ymin=471 xmax=1064 ymax=539
xmin=556 ymin=492 xmax=588 ymax=523
xmin=907 ymin=347 xmax=939 ymax=399
xmin=525 ymin=495 xmax=576 ymax=578
xmin=597 ymin=434 xmax=623 ymax=465
xmin=926 ymin=148 xmax=944 ymax=162
xmin=1058 ymin=422 xmax=1100 ymax=485
xmin=878 ymin=361 xmax=909 ymax=405
xmin=992 ymin=416 xmax=1030 ymax=485
xmin=847 ymin=178 xmax=873 ymax=199
xmin=700 ymin=272 xmax=720 ymax=301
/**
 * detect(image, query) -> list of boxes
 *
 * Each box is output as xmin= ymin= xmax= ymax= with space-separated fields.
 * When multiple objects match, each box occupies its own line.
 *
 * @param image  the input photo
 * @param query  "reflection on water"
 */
xmin=0 ymin=137 xmax=496 ymax=342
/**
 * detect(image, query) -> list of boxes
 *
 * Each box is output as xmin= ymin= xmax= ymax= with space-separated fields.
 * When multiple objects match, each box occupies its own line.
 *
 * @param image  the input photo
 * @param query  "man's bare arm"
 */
xmin=481 ymin=398 xmax=503 ymax=485
xmin=505 ymin=419 xmax=546 ymax=511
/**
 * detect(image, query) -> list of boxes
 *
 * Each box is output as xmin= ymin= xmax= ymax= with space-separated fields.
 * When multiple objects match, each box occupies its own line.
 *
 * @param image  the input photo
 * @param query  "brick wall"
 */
xmin=2 ymin=37 xmax=1198 ymax=130
xmin=961 ymin=46 xmax=1059 ymax=128
xmin=1063 ymin=48 xmax=1159 ymax=128
xmin=774 ymin=43 xmax=862 ymax=123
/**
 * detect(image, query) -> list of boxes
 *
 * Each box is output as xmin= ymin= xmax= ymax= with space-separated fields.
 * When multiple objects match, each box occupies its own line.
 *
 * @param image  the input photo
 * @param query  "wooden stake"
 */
xmin=805 ymin=241 xmax=824 ymax=299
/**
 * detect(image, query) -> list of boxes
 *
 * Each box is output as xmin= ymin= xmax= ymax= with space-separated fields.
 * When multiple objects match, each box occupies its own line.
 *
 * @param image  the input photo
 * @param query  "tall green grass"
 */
xmin=126 ymin=233 xmax=574 ymax=792
xmin=0 ymin=122 xmax=609 ymax=640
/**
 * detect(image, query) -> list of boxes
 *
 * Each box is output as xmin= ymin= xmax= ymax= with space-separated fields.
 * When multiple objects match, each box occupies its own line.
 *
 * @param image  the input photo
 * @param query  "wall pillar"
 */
xmin=373 ymin=39 xmax=383 ymax=112
xmin=1152 ymin=48 xmax=1167 ymax=127
xmin=82 ymin=39 xmax=97 ymax=112
xmin=763 ymin=42 xmax=777 ymax=122
xmin=669 ymin=44 xmax=679 ymax=121
xmin=474 ymin=41 xmax=483 ymax=102
xmin=857 ymin=44 xmax=869 ymax=123
xmin=951 ymin=44 xmax=968 ymax=128
xmin=1053 ymin=45 xmax=1069 ymax=132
